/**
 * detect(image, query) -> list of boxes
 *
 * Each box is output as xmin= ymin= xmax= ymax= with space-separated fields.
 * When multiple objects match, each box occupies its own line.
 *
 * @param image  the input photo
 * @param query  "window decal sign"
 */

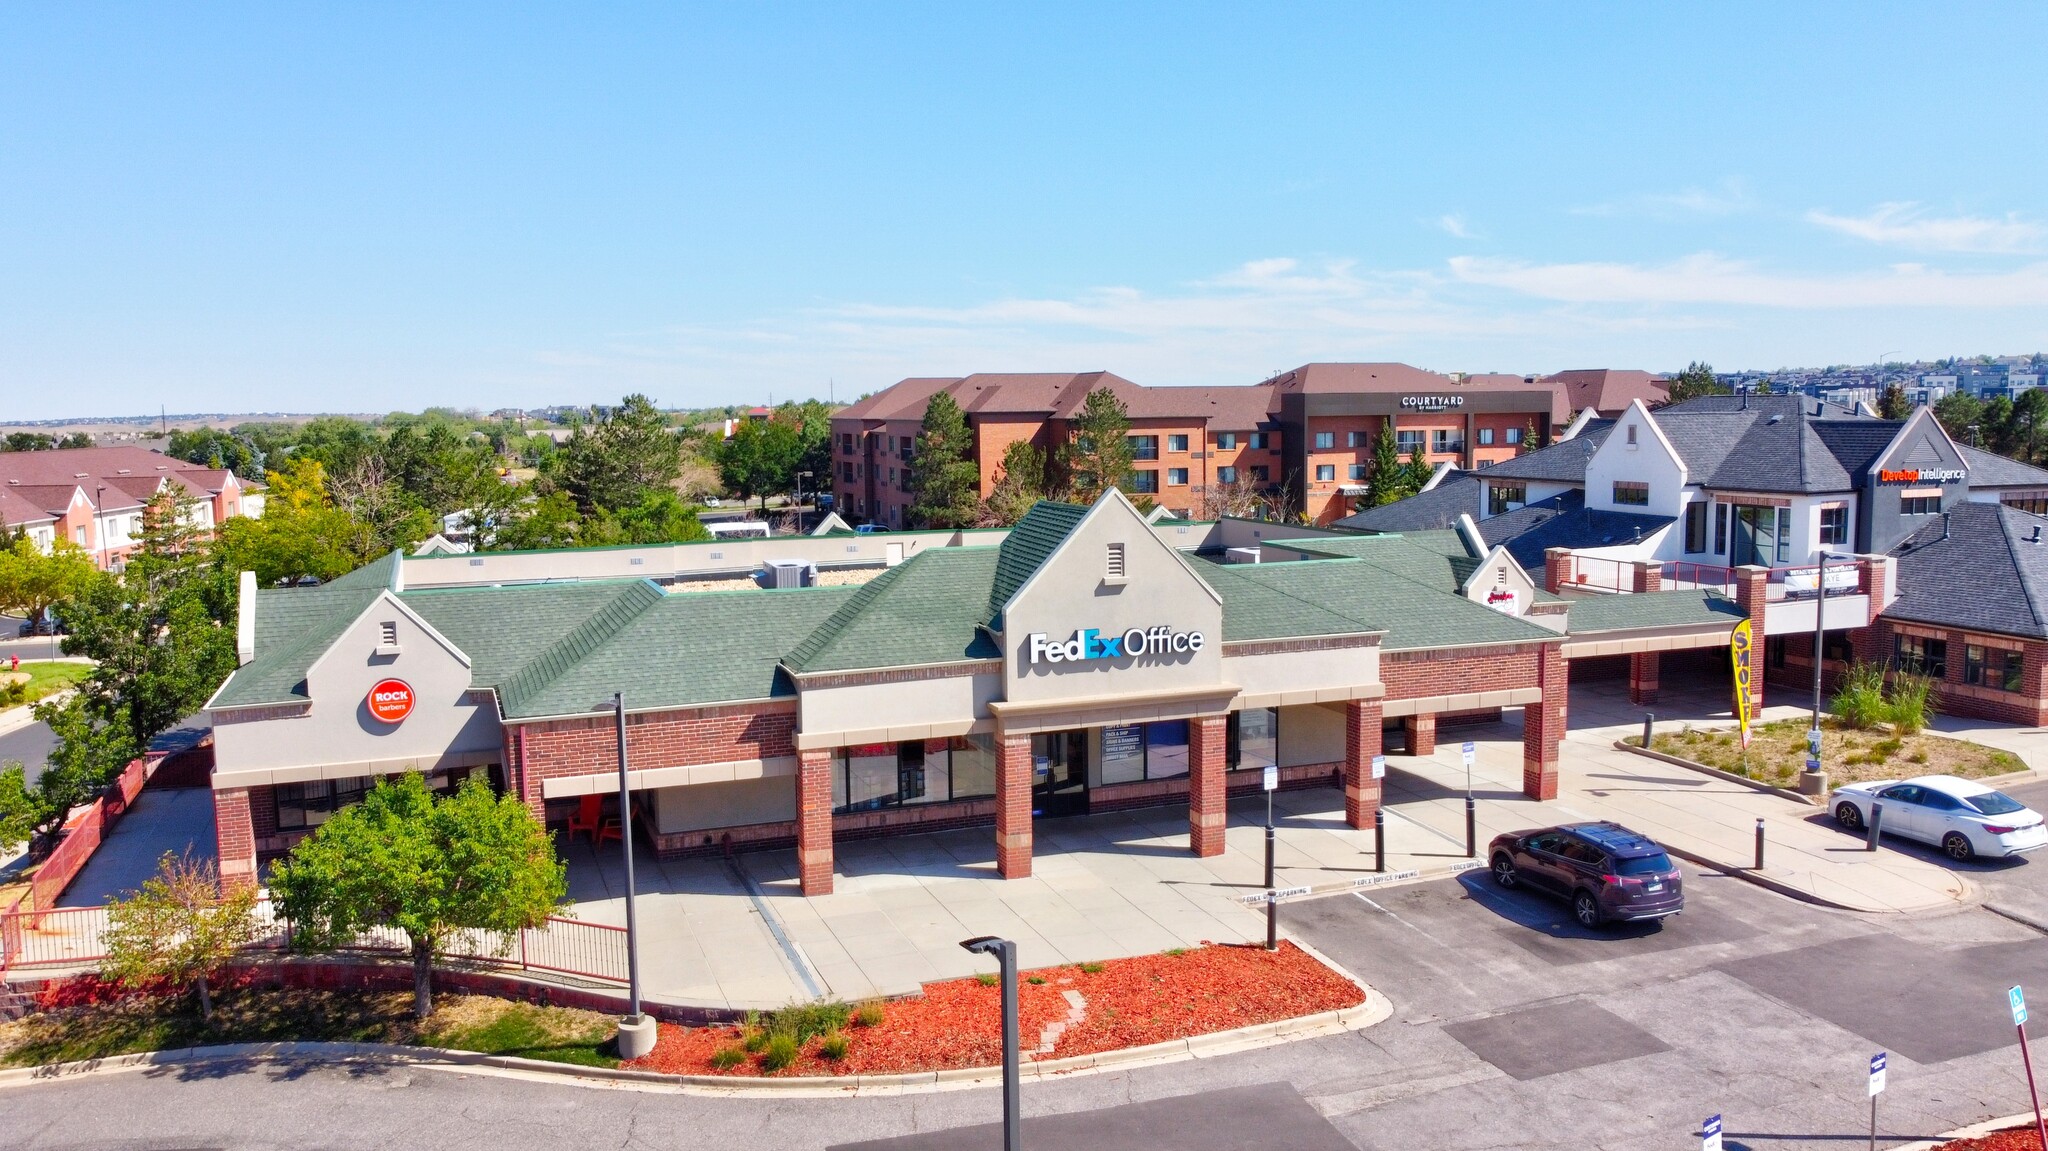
xmin=367 ymin=678 xmax=415 ymax=724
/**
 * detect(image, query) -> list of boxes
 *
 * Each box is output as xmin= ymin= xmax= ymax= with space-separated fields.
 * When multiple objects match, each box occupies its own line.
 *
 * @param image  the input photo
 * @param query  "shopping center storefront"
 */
xmin=206 ymin=492 xmax=1569 ymax=894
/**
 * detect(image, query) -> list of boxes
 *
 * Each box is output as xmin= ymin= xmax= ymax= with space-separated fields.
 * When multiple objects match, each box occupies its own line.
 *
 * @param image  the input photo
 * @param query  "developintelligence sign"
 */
xmin=1027 ymin=626 xmax=1205 ymax=665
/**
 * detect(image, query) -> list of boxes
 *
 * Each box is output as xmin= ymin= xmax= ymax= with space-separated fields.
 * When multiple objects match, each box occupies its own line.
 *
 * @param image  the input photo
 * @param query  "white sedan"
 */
xmin=1832 ymin=774 xmax=2048 ymax=861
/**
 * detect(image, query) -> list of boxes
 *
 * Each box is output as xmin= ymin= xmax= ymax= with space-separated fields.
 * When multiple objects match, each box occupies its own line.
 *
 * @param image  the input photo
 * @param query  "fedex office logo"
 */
xmin=1027 ymin=626 xmax=1205 ymax=665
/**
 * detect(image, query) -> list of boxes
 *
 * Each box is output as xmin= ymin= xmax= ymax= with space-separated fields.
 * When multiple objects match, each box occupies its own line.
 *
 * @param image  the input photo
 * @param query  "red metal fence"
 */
xmin=19 ymin=758 xmax=149 ymax=914
xmin=0 ymin=900 xmax=629 ymax=985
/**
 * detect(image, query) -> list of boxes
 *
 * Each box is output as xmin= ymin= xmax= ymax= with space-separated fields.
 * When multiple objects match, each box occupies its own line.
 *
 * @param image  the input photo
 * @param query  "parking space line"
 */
xmin=1354 ymin=893 xmax=1453 ymax=949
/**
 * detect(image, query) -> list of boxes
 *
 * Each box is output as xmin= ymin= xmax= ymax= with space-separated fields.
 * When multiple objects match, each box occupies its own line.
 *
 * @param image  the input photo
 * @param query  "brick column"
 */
xmin=1345 ymin=699 xmax=1384 ymax=830
xmin=1544 ymin=547 xmax=1575 ymax=594
xmin=1628 ymin=652 xmax=1660 ymax=705
xmin=214 ymin=787 xmax=258 ymax=892
xmin=1188 ymin=715 xmax=1227 ymax=857
xmin=796 ymin=747 xmax=835 ymax=895
xmin=1861 ymin=556 xmax=1894 ymax=621
xmin=1403 ymin=712 xmax=1437 ymax=756
xmin=1633 ymin=560 xmax=1662 ymax=593
xmin=1522 ymin=643 xmax=1565 ymax=800
xmin=996 ymin=733 xmax=1033 ymax=879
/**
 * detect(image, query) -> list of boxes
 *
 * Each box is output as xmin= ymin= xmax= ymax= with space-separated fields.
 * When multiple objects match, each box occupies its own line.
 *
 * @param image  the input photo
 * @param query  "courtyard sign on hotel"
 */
xmin=1399 ymin=395 xmax=1466 ymax=411
xmin=1027 ymin=626 xmax=1206 ymax=665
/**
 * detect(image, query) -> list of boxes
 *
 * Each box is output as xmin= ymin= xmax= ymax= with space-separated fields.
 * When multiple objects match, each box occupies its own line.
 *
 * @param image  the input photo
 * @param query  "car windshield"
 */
xmin=1965 ymin=791 xmax=2028 ymax=816
xmin=1614 ymin=852 xmax=1674 ymax=877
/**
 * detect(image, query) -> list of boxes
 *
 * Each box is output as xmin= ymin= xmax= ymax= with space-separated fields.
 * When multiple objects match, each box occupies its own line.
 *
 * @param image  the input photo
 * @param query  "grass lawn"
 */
xmin=0 ymin=983 xmax=622 ymax=1069
xmin=0 ymin=660 xmax=91 ymax=708
xmin=1628 ymin=717 xmax=2022 ymax=788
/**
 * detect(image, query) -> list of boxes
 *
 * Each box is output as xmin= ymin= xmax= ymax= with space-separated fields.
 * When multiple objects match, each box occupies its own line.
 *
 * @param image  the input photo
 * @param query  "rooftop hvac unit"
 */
xmin=758 ymin=559 xmax=818 ymax=589
xmin=1224 ymin=547 xmax=1262 ymax=565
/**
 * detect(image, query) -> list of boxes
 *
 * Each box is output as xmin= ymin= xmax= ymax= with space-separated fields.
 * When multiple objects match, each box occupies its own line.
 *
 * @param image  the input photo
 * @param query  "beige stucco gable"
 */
xmin=1461 ymin=544 xmax=1538 ymax=617
xmin=998 ymin=490 xmax=1227 ymax=708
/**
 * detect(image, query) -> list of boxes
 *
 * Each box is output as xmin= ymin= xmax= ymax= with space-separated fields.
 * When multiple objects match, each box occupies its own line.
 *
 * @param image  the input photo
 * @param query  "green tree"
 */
xmin=8 ymin=696 xmax=141 ymax=850
xmin=1365 ymin=422 xmax=1410 ymax=508
xmin=906 ymin=392 xmax=982 ymax=528
xmin=1401 ymin=446 xmax=1435 ymax=493
xmin=271 ymin=774 xmax=567 ymax=1019
xmin=2016 ymin=388 xmax=2048 ymax=464
xmin=1984 ymin=395 xmax=2019 ymax=456
xmin=0 ymin=536 xmax=102 ymax=632
xmin=166 ymin=428 xmax=263 ymax=478
xmin=1933 ymin=391 xmax=1986 ymax=446
xmin=0 ymin=761 xmax=43 ymax=849
xmin=551 ymin=395 xmax=683 ymax=514
xmin=1667 ymin=361 xmax=1729 ymax=404
xmin=1878 ymin=384 xmax=1912 ymax=420
xmin=715 ymin=416 xmax=802 ymax=512
xmin=493 ymin=491 xmax=585 ymax=551
xmin=102 ymin=853 xmax=264 ymax=1022
xmin=780 ymin=399 xmax=836 ymax=493
xmin=1060 ymin=387 xmax=1135 ymax=503
xmin=593 ymin=489 xmax=711 ymax=545
xmin=213 ymin=459 xmax=361 ymax=585
xmin=980 ymin=440 xmax=1050 ymax=526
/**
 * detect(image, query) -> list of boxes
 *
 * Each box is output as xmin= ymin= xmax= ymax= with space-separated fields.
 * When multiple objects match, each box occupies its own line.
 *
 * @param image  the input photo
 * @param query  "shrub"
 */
xmin=1887 ymin=673 xmax=1937 ymax=735
xmin=1079 ymin=962 xmax=1104 ymax=975
xmin=1027 ymin=976 xmax=1047 ymax=985
xmin=711 ymin=1045 xmax=747 ymax=1069
xmin=853 ymin=1001 xmax=885 ymax=1028
xmin=760 ymin=1033 xmax=800 ymax=1071
xmin=976 ymin=973 xmax=998 ymax=987
xmin=1871 ymin=737 xmax=1904 ymax=760
xmin=1832 ymin=662 xmax=1889 ymax=730
xmin=818 ymin=1032 xmax=850 ymax=1060
xmin=767 ymin=1001 xmax=850 ymax=1044
xmin=741 ymin=1027 xmax=768 ymax=1053
xmin=1909 ymin=750 xmax=1929 ymax=764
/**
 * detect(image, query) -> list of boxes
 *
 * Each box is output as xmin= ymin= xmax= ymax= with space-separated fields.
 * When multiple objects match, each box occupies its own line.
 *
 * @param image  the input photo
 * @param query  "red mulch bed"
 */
xmin=625 ymin=941 xmax=1363 ymax=1078
xmin=1937 ymin=1126 xmax=2048 ymax=1151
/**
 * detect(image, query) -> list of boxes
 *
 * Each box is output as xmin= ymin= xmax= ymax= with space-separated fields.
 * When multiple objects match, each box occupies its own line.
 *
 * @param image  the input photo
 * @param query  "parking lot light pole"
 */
xmin=1808 ymin=552 xmax=1855 ymax=795
xmin=961 ymin=937 xmax=1021 ymax=1151
xmin=599 ymin=692 xmax=651 ymax=1058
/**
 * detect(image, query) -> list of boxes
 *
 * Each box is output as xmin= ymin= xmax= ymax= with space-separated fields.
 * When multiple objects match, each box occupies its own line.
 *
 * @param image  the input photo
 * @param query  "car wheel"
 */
xmin=1572 ymin=890 xmax=1601 ymax=928
xmin=1834 ymin=802 xmax=1864 ymax=832
xmin=1491 ymin=853 xmax=1518 ymax=888
xmin=1944 ymin=832 xmax=1976 ymax=862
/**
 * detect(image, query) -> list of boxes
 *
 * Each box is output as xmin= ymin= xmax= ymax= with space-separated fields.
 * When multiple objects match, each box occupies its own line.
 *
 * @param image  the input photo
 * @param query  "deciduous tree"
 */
xmin=715 ymin=416 xmax=802 ymax=512
xmin=103 ymin=853 xmax=264 ymax=1022
xmin=271 ymin=774 xmax=567 ymax=1019
xmin=1667 ymin=361 xmax=1728 ymax=404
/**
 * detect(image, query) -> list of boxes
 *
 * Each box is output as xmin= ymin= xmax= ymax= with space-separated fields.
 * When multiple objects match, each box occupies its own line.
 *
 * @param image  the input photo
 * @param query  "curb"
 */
xmin=1232 ymin=859 xmax=1487 ymax=909
xmin=1890 ymin=1111 xmax=2046 ymax=1150
xmin=1657 ymin=840 xmax=1976 ymax=916
xmin=1613 ymin=739 xmax=1819 ymax=805
xmin=1983 ymin=903 xmax=2048 ymax=936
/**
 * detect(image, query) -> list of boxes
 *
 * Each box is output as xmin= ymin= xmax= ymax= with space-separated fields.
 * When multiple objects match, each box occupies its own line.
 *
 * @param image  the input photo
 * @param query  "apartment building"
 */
xmin=0 ymin=445 xmax=264 ymax=570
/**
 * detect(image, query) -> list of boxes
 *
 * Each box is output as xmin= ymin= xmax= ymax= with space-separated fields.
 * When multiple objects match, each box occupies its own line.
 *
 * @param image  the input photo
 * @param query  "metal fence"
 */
xmin=0 ymin=899 xmax=629 ymax=984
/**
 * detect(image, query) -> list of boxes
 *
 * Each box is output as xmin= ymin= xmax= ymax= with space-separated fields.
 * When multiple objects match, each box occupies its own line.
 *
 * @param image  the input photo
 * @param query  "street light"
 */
xmin=595 ymin=692 xmax=652 ymax=1058
xmin=1807 ymin=551 xmax=1858 ymax=795
xmin=959 ymin=936 xmax=1021 ymax=1151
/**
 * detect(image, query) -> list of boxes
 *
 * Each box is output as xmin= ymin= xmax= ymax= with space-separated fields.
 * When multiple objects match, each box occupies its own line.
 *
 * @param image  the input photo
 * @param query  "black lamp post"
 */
xmin=1806 ymin=552 xmax=1857 ymax=794
xmin=960 ymin=936 xmax=1021 ymax=1151
xmin=597 ymin=692 xmax=650 ymax=1056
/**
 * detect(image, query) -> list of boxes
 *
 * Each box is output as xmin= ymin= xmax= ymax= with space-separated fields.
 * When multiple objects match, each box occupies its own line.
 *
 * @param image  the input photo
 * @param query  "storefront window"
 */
xmin=1966 ymin=645 xmax=2025 ymax=692
xmin=1101 ymin=725 xmax=1147 ymax=785
xmin=275 ymin=777 xmax=372 ymax=831
xmin=1895 ymin=634 xmax=1947 ymax=679
xmin=950 ymin=734 xmax=998 ymax=799
xmin=1146 ymin=721 xmax=1190 ymax=778
xmin=1099 ymin=721 xmax=1190 ymax=783
xmin=1227 ymin=708 xmax=1279 ymax=772
xmin=834 ymin=742 xmax=958 ymax=813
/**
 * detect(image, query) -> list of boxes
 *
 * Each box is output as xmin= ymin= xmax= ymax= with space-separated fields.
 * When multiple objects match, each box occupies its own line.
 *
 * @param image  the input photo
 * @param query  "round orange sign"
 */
xmin=367 ymin=678 xmax=415 ymax=724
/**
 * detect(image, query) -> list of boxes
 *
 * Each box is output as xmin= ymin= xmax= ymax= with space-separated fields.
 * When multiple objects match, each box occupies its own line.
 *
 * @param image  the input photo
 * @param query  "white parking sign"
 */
xmin=1868 ymin=1051 xmax=1886 ymax=1096
xmin=1371 ymin=754 xmax=1386 ymax=780
xmin=1461 ymin=741 xmax=1476 ymax=766
xmin=1701 ymin=1114 xmax=1722 ymax=1151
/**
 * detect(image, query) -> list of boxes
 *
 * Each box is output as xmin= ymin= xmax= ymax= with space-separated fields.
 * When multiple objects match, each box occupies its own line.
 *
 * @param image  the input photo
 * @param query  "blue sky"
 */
xmin=5 ymin=4 xmax=2046 ymax=419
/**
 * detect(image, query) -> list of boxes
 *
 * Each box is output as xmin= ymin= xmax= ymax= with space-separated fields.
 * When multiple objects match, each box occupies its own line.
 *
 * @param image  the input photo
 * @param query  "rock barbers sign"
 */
xmin=1026 ymin=626 xmax=1205 ymax=666
xmin=366 ymin=678 xmax=415 ymax=724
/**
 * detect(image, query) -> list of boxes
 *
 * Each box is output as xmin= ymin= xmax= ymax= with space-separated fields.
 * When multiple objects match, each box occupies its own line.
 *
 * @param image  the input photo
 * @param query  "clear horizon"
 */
xmin=5 ymin=4 xmax=2046 ymax=420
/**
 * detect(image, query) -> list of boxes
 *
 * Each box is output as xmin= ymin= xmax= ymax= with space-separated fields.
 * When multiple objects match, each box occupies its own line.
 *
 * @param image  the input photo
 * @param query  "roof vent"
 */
xmin=2032 ymin=526 xmax=2042 ymax=545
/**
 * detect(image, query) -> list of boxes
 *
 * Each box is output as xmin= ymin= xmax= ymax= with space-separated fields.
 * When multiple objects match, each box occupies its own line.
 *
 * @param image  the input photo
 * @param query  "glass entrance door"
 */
xmin=1032 ymin=730 xmax=1089 ymax=818
xmin=1731 ymin=505 xmax=1786 ymax=568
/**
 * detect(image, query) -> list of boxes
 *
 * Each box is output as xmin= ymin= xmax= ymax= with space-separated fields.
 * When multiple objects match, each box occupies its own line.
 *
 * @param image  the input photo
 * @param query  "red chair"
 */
xmin=567 ymin=795 xmax=602 ymax=843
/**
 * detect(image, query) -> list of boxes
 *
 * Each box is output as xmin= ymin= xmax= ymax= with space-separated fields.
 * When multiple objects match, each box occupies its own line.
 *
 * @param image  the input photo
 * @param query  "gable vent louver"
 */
xmin=1903 ymin=436 xmax=1944 ymax=467
xmin=1106 ymin=542 xmax=1127 ymax=582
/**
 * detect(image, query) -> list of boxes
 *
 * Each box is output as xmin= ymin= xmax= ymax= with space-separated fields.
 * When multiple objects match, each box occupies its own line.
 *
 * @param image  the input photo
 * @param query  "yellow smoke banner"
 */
xmin=1731 ymin=618 xmax=1755 ymax=749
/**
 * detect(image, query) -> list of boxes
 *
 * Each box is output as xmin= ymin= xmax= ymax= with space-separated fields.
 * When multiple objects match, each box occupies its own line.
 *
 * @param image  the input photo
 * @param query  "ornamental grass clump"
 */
xmin=818 ymin=1032 xmax=850 ymax=1061
xmin=852 ymin=1001 xmax=885 ymax=1028
xmin=1887 ymin=673 xmax=1937 ymax=735
xmin=1831 ymin=661 xmax=1889 ymax=730
xmin=710 ymin=1045 xmax=747 ymax=1070
xmin=760 ymin=1033 xmax=800 ymax=1072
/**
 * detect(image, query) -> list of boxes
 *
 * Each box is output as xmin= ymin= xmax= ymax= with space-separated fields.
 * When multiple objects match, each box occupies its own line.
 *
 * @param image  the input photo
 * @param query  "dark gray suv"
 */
xmin=1488 ymin=821 xmax=1684 ymax=927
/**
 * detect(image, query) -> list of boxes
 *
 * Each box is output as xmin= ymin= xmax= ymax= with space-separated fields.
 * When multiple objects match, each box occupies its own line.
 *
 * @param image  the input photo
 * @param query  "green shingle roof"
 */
xmin=1202 ymin=556 xmax=1554 ymax=650
xmin=987 ymin=501 xmax=1088 ymax=623
xmin=1564 ymin=589 xmax=1745 ymax=634
xmin=783 ymin=548 xmax=1003 ymax=674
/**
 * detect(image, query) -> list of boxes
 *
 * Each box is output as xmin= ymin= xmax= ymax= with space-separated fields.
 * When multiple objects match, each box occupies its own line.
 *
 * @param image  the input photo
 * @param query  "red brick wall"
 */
xmin=508 ymin=703 xmax=799 ymax=817
xmin=1844 ymin=620 xmax=2048 ymax=727
xmin=215 ymin=788 xmax=256 ymax=889
xmin=996 ymin=734 xmax=1032 ymax=878
xmin=1382 ymin=645 xmax=1542 ymax=701
xmin=1522 ymin=644 xmax=1565 ymax=800
xmin=1187 ymin=715 xmax=1226 ymax=857
xmin=796 ymin=748 xmax=834 ymax=894
xmin=1345 ymin=698 xmax=1383 ymax=829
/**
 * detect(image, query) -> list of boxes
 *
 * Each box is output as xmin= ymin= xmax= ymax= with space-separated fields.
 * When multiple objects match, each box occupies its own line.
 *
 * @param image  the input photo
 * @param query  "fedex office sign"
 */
xmin=1027 ymin=626 xmax=1205 ymax=666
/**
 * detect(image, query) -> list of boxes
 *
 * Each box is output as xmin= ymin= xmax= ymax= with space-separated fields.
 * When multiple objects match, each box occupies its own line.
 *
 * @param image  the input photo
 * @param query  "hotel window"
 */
xmin=1819 ymin=505 xmax=1850 ymax=546
xmin=1217 ymin=466 xmax=1238 ymax=484
xmin=1316 ymin=465 xmax=1335 ymax=482
xmin=1613 ymin=481 xmax=1650 ymax=506
xmin=1348 ymin=464 xmax=1368 ymax=481
xmin=1506 ymin=427 xmax=1523 ymax=445
xmin=840 ymin=433 xmax=854 ymax=453
xmin=1249 ymin=465 xmax=1270 ymax=483
xmin=1216 ymin=432 xmax=1239 ymax=450
xmin=1396 ymin=430 xmax=1424 ymax=454
xmin=1901 ymin=495 xmax=1940 ymax=515
xmin=1167 ymin=467 xmax=1189 ymax=486
xmin=1248 ymin=432 xmax=1270 ymax=450
xmin=275 ymin=777 xmax=374 ymax=831
xmin=1431 ymin=429 xmax=1462 ymax=454
xmin=1127 ymin=435 xmax=1159 ymax=461
xmin=1167 ymin=434 xmax=1189 ymax=452
xmin=1130 ymin=469 xmax=1159 ymax=494
xmin=1226 ymin=707 xmax=1279 ymax=773
xmin=1684 ymin=502 xmax=1708 ymax=553
xmin=1478 ymin=428 xmax=1495 ymax=446
xmin=1347 ymin=431 xmax=1367 ymax=448
xmin=1966 ymin=645 xmax=2025 ymax=692
xmin=1488 ymin=485 xmax=1525 ymax=516
xmin=1714 ymin=503 xmax=1728 ymax=554
xmin=1314 ymin=431 xmax=1335 ymax=449
xmin=1894 ymin=634 xmax=1947 ymax=679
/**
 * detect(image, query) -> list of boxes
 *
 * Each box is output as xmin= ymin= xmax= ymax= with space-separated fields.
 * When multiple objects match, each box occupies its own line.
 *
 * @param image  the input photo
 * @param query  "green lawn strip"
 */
xmin=0 ymin=988 xmax=619 ymax=1069
xmin=0 ymin=661 xmax=91 ymax=708
xmin=1626 ymin=718 xmax=2021 ymax=787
